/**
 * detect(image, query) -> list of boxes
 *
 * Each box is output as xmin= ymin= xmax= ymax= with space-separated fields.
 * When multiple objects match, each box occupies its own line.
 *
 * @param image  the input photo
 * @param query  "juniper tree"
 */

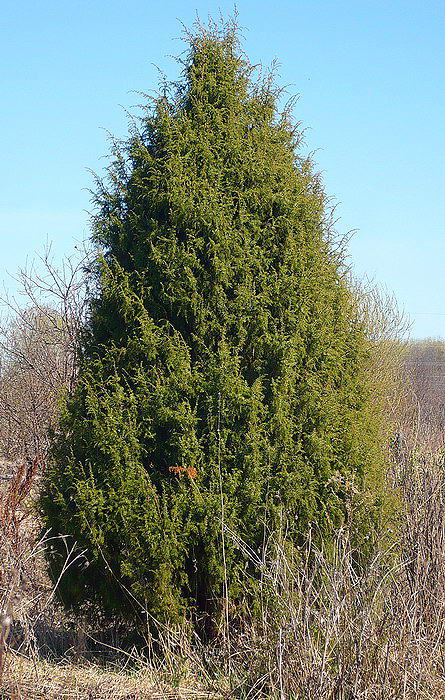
xmin=41 ymin=19 xmax=387 ymax=632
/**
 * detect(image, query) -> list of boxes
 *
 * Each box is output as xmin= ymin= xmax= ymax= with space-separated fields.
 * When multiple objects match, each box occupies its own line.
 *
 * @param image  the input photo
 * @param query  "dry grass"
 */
xmin=1 ymin=654 xmax=219 ymax=699
xmin=218 ymin=453 xmax=445 ymax=698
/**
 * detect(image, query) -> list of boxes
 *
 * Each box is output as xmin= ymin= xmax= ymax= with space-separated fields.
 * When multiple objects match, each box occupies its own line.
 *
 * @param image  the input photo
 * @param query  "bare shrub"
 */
xmin=0 ymin=244 xmax=92 ymax=685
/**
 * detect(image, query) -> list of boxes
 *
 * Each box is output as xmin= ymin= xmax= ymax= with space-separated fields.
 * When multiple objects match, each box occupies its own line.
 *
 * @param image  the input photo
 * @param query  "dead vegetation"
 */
xmin=1 ymin=655 xmax=220 ymax=699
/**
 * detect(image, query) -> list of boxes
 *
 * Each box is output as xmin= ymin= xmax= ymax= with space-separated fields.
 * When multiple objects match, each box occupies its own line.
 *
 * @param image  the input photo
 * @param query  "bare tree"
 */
xmin=0 ymin=244 xmax=92 ymax=461
xmin=354 ymin=279 xmax=414 ymax=442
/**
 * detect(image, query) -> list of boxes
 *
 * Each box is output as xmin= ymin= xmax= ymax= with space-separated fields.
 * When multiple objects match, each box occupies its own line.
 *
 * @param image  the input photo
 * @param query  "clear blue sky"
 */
xmin=1 ymin=0 xmax=444 ymax=337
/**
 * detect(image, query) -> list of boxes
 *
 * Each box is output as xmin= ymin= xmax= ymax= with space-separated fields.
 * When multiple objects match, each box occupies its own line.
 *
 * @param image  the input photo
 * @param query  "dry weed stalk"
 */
xmin=0 ymin=458 xmax=39 ymax=684
xmin=0 ymin=606 xmax=11 ymax=685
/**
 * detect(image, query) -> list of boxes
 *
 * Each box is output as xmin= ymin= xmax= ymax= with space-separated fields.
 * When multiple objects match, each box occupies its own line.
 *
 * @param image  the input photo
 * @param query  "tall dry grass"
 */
xmin=222 ymin=453 xmax=445 ymax=698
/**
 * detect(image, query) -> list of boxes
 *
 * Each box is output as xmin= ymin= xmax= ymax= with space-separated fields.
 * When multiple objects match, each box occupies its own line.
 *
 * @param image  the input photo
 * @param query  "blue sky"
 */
xmin=1 ymin=0 xmax=444 ymax=337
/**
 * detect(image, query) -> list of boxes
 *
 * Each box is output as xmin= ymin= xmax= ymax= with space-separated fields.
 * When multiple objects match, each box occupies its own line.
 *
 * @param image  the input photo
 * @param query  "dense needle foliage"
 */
xmin=41 ymin=20 xmax=387 ymax=631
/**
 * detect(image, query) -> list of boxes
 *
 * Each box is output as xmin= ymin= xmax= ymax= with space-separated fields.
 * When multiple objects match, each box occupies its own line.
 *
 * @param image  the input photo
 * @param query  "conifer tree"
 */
xmin=41 ymin=19 xmax=386 ymax=631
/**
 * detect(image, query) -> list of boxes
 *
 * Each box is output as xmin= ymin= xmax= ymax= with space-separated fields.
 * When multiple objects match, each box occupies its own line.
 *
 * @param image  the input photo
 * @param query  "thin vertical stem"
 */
xmin=217 ymin=390 xmax=231 ymax=672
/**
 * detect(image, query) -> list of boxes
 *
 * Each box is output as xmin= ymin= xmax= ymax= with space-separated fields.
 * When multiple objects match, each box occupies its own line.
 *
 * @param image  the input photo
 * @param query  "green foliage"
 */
xmin=41 ymin=19 xmax=388 ymax=632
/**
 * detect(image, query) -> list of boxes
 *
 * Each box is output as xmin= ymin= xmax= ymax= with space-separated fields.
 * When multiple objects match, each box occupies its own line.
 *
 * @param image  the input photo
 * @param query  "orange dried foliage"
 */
xmin=168 ymin=465 xmax=198 ymax=480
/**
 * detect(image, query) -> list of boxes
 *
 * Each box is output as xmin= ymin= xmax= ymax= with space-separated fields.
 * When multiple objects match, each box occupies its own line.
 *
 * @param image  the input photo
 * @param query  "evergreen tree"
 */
xmin=41 ymin=19 xmax=387 ymax=631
